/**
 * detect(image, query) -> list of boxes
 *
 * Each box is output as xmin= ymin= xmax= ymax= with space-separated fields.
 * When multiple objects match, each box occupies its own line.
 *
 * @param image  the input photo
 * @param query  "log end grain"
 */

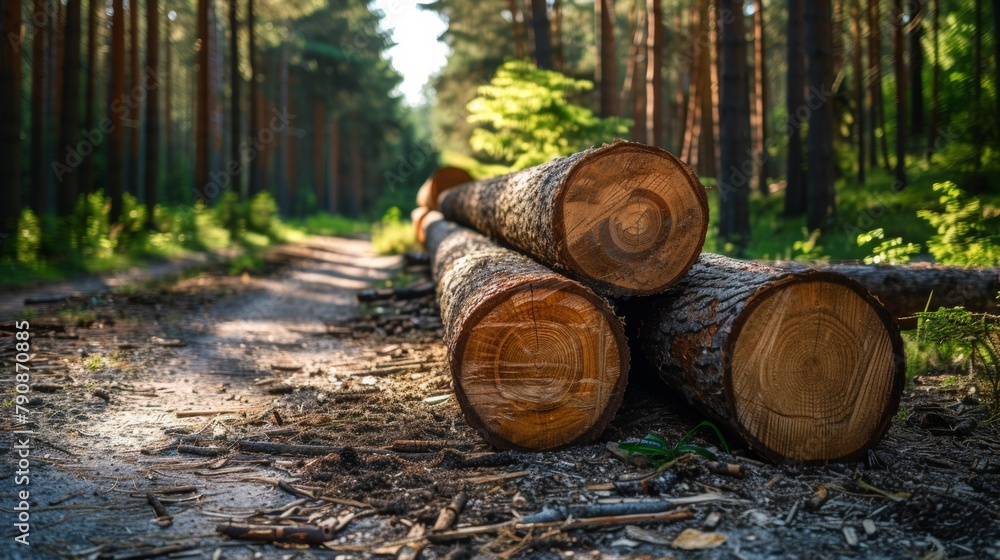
xmin=553 ymin=142 xmax=709 ymax=296
xmin=412 ymin=206 xmax=431 ymax=244
xmin=724 ymin=273 xmax=905 ymax=463
xmin=451 ymin=276 xmax=629 ymax=451
xmin=416 ymin=166 xmax=474 ymax=210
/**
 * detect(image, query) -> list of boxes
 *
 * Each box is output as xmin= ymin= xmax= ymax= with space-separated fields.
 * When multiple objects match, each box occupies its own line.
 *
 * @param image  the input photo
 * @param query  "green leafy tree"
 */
xmin=467 ymin=60 xmax=630 ymax=170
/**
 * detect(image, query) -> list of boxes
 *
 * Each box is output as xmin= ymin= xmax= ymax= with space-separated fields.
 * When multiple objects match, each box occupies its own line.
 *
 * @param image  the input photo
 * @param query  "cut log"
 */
xmin=411 ymin=206 xmax=432 ymax=244
xmin=628 ymin=253 xmax=905 ymax=463
xmin=423 ymin=212 xmax=628 ymax=450
xmin=437 ymin=141 xmax=709 ymax=297
xmin=769 ymin=261 xmax=1000 ymax=319
xmin=416 ymin=166 xmax=474 ymax=210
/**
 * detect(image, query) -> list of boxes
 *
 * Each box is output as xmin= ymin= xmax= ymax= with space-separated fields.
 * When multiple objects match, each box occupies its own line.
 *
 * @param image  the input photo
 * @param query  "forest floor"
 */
xmin=1 ymin=235 xmax=999 ymax=560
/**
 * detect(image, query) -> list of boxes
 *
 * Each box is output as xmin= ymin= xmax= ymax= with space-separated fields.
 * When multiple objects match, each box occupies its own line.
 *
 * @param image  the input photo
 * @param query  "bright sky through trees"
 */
xmin=371 ymin=0 xmax=449 ymax=106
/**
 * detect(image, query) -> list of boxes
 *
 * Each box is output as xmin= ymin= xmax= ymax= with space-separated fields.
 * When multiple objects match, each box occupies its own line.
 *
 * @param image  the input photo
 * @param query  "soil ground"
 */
xmin=1 ymin=235 xmax=998 ymax=560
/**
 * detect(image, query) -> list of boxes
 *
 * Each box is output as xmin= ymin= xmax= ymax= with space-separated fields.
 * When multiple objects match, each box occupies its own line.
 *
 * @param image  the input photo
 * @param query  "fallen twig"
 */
xmin=216 ymin=522 xmax=334 ymax=545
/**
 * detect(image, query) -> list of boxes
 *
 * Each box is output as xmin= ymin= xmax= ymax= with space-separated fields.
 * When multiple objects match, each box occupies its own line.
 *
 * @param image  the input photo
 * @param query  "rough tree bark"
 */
xmin=437 ymin=142 xmax=710 ymax=297
xmin=770 ymin=261 xmax=1000 ymax=320
xmin=416 ymin=167 xmax=473 ymax=211
xmin=629 ymin=253 xmax=905 ymax=464
xmin=0 ymin=0 xmax=22 ymax=231
xmin=423 ymin=213 xmax=628 ymax=451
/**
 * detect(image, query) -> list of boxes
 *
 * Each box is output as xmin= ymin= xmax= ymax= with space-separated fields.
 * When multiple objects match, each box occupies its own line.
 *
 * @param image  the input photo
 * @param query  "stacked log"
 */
xmin=437 ymin=141 xmax=710 ymax=297
xmin=416 ymin=166 xmax=474 ymax=210
xmin=411 ymin=144 xmax=925 ymax=463
xmin=627 ymin=254 xmax=905 ymax=463
xmin=421 ymin=212 xmax=628 ymax=451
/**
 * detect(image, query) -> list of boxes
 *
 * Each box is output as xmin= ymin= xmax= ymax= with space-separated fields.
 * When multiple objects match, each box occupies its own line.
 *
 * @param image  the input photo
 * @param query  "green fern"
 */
xmin=618 ymin=421 xmax=731 ymax=467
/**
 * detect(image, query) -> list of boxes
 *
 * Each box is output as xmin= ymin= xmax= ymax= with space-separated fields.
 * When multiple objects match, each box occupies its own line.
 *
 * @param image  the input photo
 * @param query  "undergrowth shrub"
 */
xmin=917 ymin=181 xmax=1000 ymax=266
xmin=371 ymin=207 xmax=417 ymax=255
xmin=914 ymin=306 xmax=1000 ymax=412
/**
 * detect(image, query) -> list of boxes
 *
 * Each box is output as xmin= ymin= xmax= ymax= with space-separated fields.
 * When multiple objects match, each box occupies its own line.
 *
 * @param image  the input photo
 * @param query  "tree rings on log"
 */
xmin=632 ymin=254 xmax=905 ymax=463
xmin=416 ymin=166 xmax=474 ymax=210
xmin=423 ymin=213 xmax=629 ymax=450
xmin=437 ymin=141 xmax=709 ymax=297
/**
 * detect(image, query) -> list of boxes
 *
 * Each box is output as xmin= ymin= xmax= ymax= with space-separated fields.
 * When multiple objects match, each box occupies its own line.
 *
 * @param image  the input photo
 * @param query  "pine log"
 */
xmin=411 ymin=206 xmax=431 ymax=244
xmin=423 ymin=212 xmax=628 ymax=450
xmin=769 ymin=261 xmax=1000 ymax=319
xmin=437 ymin=141 xmax=709 ymax=297
xmin=629 ymin=253 xmax=905 ymax=463
xmin=416 ymin=166 xmax=474 ymax=210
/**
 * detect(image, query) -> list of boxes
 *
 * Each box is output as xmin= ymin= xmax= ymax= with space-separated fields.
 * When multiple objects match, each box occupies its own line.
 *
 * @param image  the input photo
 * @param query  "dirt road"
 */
xmin=1 ymin=236 xmax=998 ymax=559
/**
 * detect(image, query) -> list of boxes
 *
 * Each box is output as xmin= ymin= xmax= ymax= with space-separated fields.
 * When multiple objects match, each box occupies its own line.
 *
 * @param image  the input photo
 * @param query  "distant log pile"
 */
xmin=399 ymin=145 xmax=995 ymax=462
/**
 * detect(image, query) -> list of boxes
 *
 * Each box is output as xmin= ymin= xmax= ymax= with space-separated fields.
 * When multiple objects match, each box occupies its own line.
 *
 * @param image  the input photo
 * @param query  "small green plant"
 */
xmin=857 ymin=228 xmax=921 ymax=265
xmin=246 ymin=191 xmax=280 ymax=237
xmin=371 ymin=207 xmax=417 ymax=255
xmin=84 ymin=354 xmax=107 ymax=371
xmin=467 ymin=59 xmax=631 ymax=170
xmin=791 ymin=228 xmax=828 ymax=263
xmin=915 ymin=306 xmax=1000 ymax=410
xmin=916 ymin=181 xmax=1000 ymax=266
xmin=15 ymin=208 xmax=42 ymax=265
xmin=617 ymin=421 xmax=730 ymax=467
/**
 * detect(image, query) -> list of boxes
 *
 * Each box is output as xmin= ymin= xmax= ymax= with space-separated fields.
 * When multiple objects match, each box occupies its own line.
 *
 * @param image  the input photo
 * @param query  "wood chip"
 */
xmin=843 ymin=526 xmax=859 ymax=547
xmin=862 ymin=519 xmax=876 ymax=535
xmin=671 ymin=528 xmax=727 ymax=550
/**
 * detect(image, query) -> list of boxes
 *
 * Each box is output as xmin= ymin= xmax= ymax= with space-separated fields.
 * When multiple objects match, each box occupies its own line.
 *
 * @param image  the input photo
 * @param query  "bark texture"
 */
xmin=437 ymin=142 xmax=709 ymax=297
xmin=629 ymin=253 xmax=905 ymax=463
xmin=771 ymin=262 xmax=1000 ymax=319
xmin=423 ymin=214 xmax=628 ymax=451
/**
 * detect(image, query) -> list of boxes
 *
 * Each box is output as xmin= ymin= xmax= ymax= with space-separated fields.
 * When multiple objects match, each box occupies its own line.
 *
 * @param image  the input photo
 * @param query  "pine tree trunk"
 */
xmin=909 ymin=6 xmax=924 ymax=135
xmin=507 ymin=0 xmax=525 ymax=59
xmin=852 ymin=0 xmax=865 ymax=185
xmin=144 ymin=0 xmax=159 ymax=225
xmin=247 ymin=0 xmax=261 ymax=195
xmin=164 ymin=11 xmax=173 ymax=199
xmin=128 ymin=0 xmax=139 ymax=197
xmin=630 ymin=2 xmax=647 ymax=141
xmin=30 ymin=0 xmax=47 ymax=215
xmin=972 ymin=0 xmax=983 ymax=169
xmin=82 ymin=0 xmax=100 ymax=194
xmin=551 ymin=0 xmax=564 ymax=72
xmin=718 ymin=0 xmax=751 ymax=242
xmin=0 ymin=0 xmax=22 ymax=231
xmin=529 ymin=0 xmax=552 ymax=69
xmin=751 ymin=0 xmax=767 ymax=196
xmin=708 ymin=0 xmax=720 ymax=176
xmin=195 ymin=0 xmax=210 ymax=199
xmin=313 ymin=98 xmax=325 ymax=208
xmin=229 ymin=0 xmax=240 ymax=197
xmin=927 ymin=0 xmax=940 ymax=157
xmin=681 ymin=0 xmax=707 ymax=169
xmin=349 ymin=124 xmax=362 ymax=216
xmin=274 ymin=40 xmax=288 ymax=212
xmin=892 ymin=0 xmax=907 ymax=187
xmin=645 ymin=0 xmax=663 ymax=146
xmin=423 ymin=213 xmax=628 ymax=451
xmin=806 ymin=0 xmax=835 ymax=229
xmin=870 ymin=0 xmax=890 ymax=170
xmin=110 ymin=0 xmax=125 ymax=221
xmin=628 ymin=253 xmax=904 ymax=464
xmin=437 ymin=142 xmax=710 ymax=297
xmin=327 ymin=116 xmax=339 ymax=214
xmin=597 ymin=0 xmax=616 ymax=118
